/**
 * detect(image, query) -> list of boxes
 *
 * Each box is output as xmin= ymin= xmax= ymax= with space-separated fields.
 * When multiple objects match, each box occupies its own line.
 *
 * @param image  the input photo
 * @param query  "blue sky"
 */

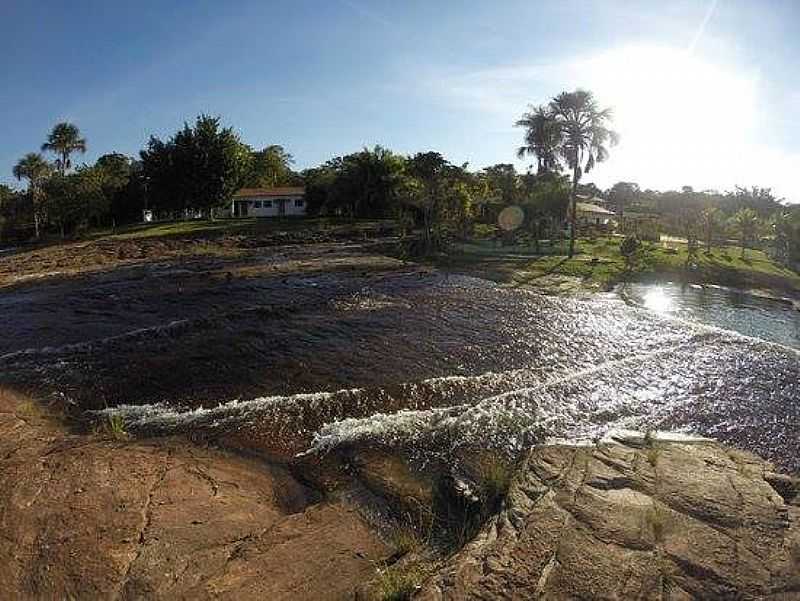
xmin=2 ymin=0 xmax=799 ymax=200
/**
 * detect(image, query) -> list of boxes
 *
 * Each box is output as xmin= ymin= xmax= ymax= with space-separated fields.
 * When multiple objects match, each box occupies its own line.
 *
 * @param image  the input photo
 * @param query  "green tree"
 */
xmin=700 ymin=206 xmax=719 ymax=254
xmin=96 ymin=154 xmax=145 ymax=226
xmin=608 ymin=181 xmax=639 ymax=218
xmin=620 ymin=235 xmax=640 ymax=271
xmin=731 ymin=208 xmax=759 ymax=257
xmin=406 ymin=152 xmax=451 ymax=250
xmin=13 ymin=153 xmax=52 ymax=238
xmin=515 ymin=105 xmax=561 ymax=174
xmin=521 ymin=173 xmax=570 ymax=252
xmin=481 ymin=164 xmax=520 ymax=207
xmin=244 ymin=145 xmax=298 ymax=188
xmin=140 ymin=115 xmax=252 ymax=217
xmin=43 ymin=174 xmax=85 ymax=237
xmin=41 ymin=122 xmax=87 ymax=174
xmin=770 ymin=210 xmax=793 ymax=266
xmin=547 ymin=90 xmax=619 ymax=258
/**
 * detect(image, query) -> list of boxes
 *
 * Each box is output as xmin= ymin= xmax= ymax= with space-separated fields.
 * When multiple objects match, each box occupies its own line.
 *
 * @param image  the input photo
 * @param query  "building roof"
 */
xmin=576 ymin=194 xmax=608 ymax=204
xmin=576 ymin=202 xmax=615 ymax=215
xmin=234 ymin=187 xmax=305 ymax=198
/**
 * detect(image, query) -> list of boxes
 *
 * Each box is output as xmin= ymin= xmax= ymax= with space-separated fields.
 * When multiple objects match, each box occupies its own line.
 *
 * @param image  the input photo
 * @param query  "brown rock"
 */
xmin=0 ymin=389 xmax=390 ymax=600
xmin=418 ymin=436 xmax=800 ymax=601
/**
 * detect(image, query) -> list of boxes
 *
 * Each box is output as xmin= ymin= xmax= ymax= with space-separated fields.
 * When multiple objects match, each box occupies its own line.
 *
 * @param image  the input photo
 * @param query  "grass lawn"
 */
xmin=446 ymin=236 xmax=800 ymax=293
xmin=95 ymin=217 xmax=397 ymax=241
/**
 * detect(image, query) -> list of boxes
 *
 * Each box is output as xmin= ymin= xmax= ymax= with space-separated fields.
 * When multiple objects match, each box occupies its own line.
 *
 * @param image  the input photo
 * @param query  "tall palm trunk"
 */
xmin=568 ymin=164 xmax=579 ymax=258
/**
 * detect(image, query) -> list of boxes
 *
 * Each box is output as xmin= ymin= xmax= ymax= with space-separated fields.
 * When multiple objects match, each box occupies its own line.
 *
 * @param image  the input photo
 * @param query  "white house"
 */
xmin=575 ymin=201 xmax=615 ymax=226
xmin=231 ymin=187 xmax=307 ymax=218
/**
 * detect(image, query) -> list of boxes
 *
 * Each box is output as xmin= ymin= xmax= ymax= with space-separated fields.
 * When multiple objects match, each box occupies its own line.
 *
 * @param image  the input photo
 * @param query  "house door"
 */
xmin=278 ymin=200 xmax=286 ymax=216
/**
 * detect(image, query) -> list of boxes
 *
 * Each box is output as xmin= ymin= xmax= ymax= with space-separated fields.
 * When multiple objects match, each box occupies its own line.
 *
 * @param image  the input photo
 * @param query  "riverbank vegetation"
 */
xmin=440 ymin=236 xmax=800 ymax=293
xmin=3 ymin=88 xmax=800 ymax=293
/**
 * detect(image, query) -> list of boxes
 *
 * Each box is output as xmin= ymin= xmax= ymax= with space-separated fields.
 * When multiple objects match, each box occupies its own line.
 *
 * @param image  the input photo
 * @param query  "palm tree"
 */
xmin=731 ymin=208 xmax=759 ymax=258
xmin=41 ymin=122 xmax=87 ymax=174
xmin=13 ymin=153 xmax=52 ymax=238
xmin=515 ymin=105 xmax=561 ymax=174
xmin=548 ymin=90 xmax=619 ymax=257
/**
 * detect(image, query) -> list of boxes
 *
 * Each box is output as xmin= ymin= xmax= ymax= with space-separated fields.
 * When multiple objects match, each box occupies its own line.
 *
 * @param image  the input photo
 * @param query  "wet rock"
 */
xmin=418 ymin=438 xmax=800 ymax=600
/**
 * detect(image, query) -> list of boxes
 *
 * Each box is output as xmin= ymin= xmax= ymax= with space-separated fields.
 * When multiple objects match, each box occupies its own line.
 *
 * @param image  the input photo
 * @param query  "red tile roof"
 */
xmin=234 ymin=187 xmax=305 ymax=198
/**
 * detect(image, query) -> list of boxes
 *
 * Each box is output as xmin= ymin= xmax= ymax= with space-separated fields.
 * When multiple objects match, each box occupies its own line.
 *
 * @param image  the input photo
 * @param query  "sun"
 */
xmin=572 ymin=45 xmax=759 ymax=191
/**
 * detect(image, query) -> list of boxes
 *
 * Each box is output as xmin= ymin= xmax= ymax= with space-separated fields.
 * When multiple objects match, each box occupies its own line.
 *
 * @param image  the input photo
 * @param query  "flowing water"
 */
xmin=2 ymin=244 xmax=799 ymax=472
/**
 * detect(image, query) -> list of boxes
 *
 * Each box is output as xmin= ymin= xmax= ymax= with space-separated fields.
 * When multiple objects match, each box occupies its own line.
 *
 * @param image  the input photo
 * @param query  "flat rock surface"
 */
xmin=0 ymin=389 xmax=390 ymax=600
xmin=419 ymin=437 xmax=800 ymax=600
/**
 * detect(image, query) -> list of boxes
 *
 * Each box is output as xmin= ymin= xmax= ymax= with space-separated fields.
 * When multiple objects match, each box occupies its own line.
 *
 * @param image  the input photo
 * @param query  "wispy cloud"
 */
xmin=339 ymin=0 xmax=396 ymax=31
xmin=688 ymin=0 xmax=720 ymax=55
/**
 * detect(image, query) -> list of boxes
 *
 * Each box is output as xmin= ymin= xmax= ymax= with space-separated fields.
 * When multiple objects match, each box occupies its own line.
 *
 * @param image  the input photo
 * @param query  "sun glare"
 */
xmin=575 ymin=46 xmax=759 ymax=191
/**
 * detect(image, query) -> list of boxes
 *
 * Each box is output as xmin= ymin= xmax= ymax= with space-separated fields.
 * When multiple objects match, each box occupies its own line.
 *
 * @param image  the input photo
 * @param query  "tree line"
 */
xmin=2 ymin=116 xmax=302 ymax=241
xmin=2 ymin=89 xmax=799 ymax=266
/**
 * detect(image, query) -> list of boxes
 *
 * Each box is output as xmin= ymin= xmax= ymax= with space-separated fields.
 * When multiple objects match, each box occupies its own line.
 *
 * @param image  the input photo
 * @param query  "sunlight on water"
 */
xmin=642 ymin=287 xmax=675 ymax=314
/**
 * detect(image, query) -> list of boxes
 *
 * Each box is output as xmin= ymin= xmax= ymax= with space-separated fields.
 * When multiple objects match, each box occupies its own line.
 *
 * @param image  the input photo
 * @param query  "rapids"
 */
xmin=3 ymin=246 xmax=799 ymax=472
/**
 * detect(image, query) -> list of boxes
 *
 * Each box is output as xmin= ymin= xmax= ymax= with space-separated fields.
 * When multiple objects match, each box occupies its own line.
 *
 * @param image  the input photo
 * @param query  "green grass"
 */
xmin=103 ymin=217 xmax=396 ymax=241
xmin=446 ymin=236 xmax=800 ymax=293
xmin=373 ymin=563 xmax=427 ymax=601
xmin=388 ymin=524 xmax=424 ymax=556
xmin=105 ymin=415 xmax=129 ymax=440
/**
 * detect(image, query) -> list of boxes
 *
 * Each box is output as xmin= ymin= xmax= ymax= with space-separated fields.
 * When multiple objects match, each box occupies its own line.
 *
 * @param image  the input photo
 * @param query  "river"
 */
xmin=2 ymin=243 xmax=798 ymax=472
xmin=620 ymin=281 xmax=800 ymax=350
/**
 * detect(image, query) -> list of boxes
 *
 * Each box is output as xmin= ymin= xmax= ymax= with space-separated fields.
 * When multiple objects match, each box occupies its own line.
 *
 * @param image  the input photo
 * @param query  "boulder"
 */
xmin=418 ymin=435 xmax=800 ymax=600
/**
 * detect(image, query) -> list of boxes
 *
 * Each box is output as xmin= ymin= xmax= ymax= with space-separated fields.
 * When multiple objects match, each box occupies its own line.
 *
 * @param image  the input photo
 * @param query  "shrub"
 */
xmin=373 ymin=563 xmax=426 ymax=601
xmin=106 ymin=415 xmax=129 ymax=440
xmin=620 ymin=235 xmax=641 ymax=270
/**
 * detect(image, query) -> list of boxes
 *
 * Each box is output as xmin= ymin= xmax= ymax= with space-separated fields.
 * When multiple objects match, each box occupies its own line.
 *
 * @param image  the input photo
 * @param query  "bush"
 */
xmin=620 ymin=236 xmax=641 ymax=270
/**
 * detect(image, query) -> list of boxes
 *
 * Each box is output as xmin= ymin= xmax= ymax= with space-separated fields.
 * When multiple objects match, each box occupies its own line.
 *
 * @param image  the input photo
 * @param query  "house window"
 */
xmin=263 ymin=200 xmax=273 ymax=208
xmin=295 ymin=199 xmax=305 ymax=208
xmin=253 ymin=201 xmax=262 ymax=208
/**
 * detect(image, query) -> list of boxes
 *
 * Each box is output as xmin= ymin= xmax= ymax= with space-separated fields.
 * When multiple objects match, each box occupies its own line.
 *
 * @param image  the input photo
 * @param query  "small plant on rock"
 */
xmin=645 ymin=504 xmax=668 ymax=543
xmin=106 ymin=415 xmax=129 ymax=440
xmin=374 ymin=563 xmax=426 ymax=601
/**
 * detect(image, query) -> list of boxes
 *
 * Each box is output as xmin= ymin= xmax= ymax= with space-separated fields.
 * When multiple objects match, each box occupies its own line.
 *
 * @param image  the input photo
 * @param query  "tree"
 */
xmin=770 ymin=210 xmax=793 ymax=266
xmin=244 ymin=145 xmax=298 ymax=188
xmin=620 ymin=235 xmax=640 ymax=271
xmin=13 ymin=153 xmax=52 ymax=238
xmin=731 ymin=208 xmax=759 ymax=257
xmin=547 ymin=90 xmax=619 ymax=258
xmin=700 ymin=206 xmax=719 ymax=254
xmin=481 ymin=164 xmax=520 ymax=207
xmin=608 ymin=181 xmax=639 ymax=218
xmin=41 ymin=122 xmax=87 ymax=174
xmin=95 ymin=154 xmax=146 ymax=226
xmin=521 ymin=172 xmax=570 ymax=252
xmin=515 ymin=105 xmax=561 ymax=174
xmin=406 ymin=152 xmax=451 ymax=250
xmin=44 ymin=174 xmax=85 ymax=237
xmin=140 ymin=115 xmax=252 ymax=217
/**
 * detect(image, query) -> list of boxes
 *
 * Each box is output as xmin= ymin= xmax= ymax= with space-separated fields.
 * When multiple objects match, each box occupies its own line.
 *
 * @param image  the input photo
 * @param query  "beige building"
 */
xmin=231 ymin=187 xmax=306 ymax=218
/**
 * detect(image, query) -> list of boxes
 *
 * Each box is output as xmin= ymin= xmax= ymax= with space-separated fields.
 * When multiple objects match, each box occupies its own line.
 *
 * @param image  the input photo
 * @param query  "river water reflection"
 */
xmin=2 ymin=250 xmax=799 ymax=472
xmin=621 ymin=282 xmax=800 ymax=350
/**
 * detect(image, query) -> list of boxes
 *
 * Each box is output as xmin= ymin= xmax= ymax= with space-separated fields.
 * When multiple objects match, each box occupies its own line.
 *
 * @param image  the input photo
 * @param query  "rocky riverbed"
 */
xmin=2 ymin=229 xmax=800 ymax=599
